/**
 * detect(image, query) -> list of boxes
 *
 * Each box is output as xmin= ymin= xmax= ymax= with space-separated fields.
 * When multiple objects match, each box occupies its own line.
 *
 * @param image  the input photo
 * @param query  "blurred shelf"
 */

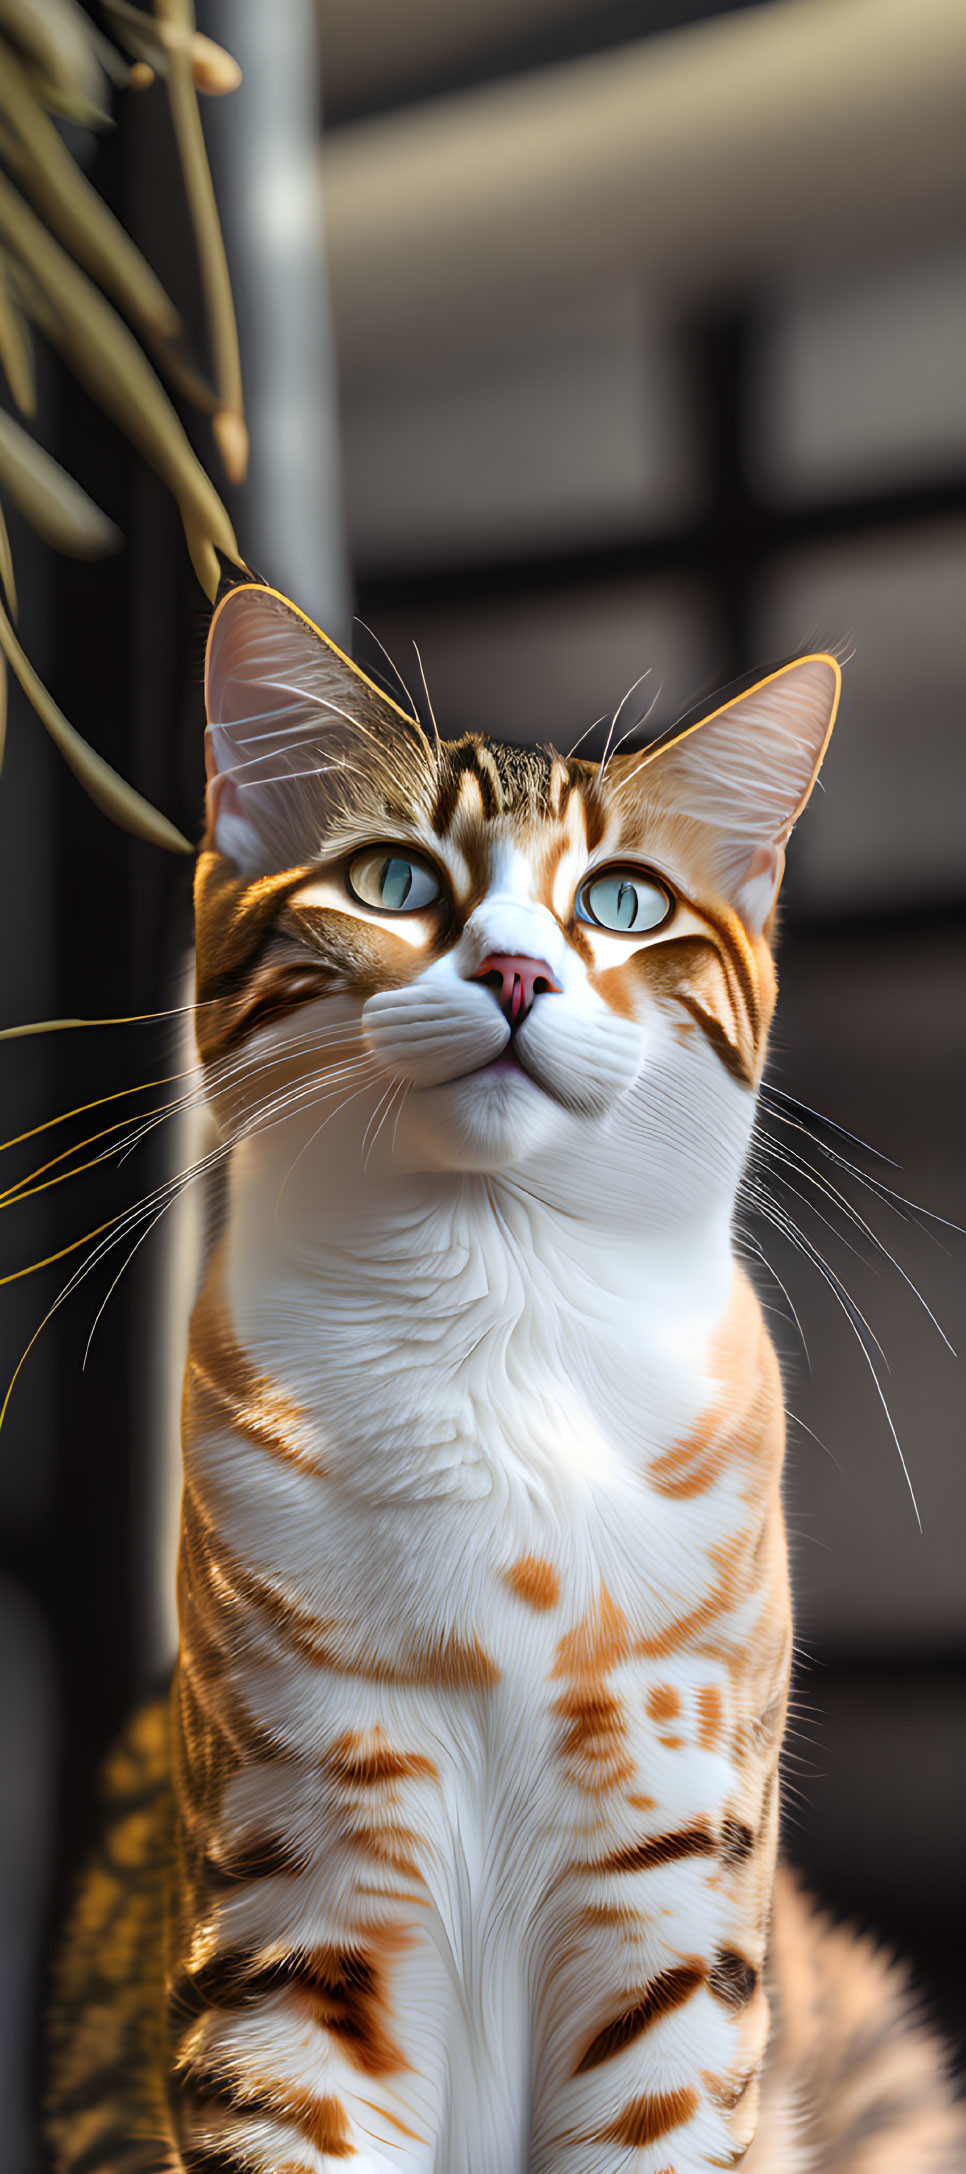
xmin=354 ymin=475 xmax=966 ymax=613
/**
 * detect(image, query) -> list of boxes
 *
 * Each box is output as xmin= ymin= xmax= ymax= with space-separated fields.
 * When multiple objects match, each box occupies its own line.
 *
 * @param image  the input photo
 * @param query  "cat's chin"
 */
xmin=392 ymin=1058 xmax=571 ymax=1172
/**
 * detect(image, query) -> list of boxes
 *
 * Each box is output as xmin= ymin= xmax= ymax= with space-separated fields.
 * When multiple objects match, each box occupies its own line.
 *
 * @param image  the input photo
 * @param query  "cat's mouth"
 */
xmin=461 ymin=1040 xmax=567 ymax=1104
xmin=441 ymin=1040 xmax=540 ymax=1090
xmin=479 ymin=1047 xmax=525 ymax=1077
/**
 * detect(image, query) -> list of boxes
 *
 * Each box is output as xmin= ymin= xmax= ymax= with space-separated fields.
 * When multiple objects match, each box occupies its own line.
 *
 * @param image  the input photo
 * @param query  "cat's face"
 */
xmin=196 ymin=583 xmax=839 ymax=1221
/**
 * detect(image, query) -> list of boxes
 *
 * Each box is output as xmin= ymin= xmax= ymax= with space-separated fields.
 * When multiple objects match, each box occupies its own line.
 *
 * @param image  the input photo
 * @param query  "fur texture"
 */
xmin=47 ymin=587 xmax=964 ymax=2172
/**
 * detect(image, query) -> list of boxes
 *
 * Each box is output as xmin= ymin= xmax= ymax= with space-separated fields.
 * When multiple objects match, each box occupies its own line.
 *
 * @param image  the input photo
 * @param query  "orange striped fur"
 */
xmin=47 ymin=588 xmax=963 ymax=2172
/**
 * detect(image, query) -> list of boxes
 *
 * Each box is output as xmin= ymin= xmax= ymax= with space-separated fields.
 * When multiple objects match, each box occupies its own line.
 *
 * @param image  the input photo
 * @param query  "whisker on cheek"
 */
xmin=362 ymin=1075 xmax=407 ymax=1173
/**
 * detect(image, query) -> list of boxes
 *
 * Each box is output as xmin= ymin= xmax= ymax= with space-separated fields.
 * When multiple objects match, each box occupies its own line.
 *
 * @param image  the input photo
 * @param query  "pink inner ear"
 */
xmin=746 ymin=843 xmax=779 ymax=888
xmin=737 ymin=842 xmax=785 ymax=927
xmin=205 ymin=585 xmax=332 ymax=758
xmin=202 ymin=583 xmax=411 ymax=874
xmin=205 ymin=767 xmax=243 ymax=830
xmin=611 ymin=654 xmax=841 ymax=934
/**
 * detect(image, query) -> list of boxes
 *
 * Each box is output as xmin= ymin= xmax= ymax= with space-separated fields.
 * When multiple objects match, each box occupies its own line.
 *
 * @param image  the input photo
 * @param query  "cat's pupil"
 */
xmin=616 ymin=880 xmax=636 ymax=929
xmin=381 ymin=857 xmax=413 ymax=910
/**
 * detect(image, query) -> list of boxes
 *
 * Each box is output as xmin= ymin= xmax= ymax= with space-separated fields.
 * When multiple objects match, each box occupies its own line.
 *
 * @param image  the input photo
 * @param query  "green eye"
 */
xmin=348 ymin=847 xmax=442 ymax=914
xmin=576 ymin=867 xmax=672 ymax=935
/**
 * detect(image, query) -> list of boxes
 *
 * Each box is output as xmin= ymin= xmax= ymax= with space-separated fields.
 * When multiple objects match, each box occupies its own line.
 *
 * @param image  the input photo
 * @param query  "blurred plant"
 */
xmin=0 ymin=0 xmax=246 ymax=850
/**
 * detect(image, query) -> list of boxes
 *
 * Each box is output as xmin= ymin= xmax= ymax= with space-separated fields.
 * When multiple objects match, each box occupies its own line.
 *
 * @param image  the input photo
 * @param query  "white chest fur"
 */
xmin=182 ymin=1127 xmax=767 ymax=2173
xmin=211 ymin=1130 xmax=739 ymax=1625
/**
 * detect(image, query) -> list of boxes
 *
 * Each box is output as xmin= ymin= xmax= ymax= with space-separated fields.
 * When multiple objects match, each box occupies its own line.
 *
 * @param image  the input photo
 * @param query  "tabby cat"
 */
xmin=46 ymin=579 xmax=964 ymax=2172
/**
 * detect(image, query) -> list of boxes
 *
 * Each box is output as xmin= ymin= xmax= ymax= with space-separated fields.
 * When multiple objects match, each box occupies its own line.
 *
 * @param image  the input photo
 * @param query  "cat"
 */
xmin=46 ymin=577 xmax=964 ymax=2173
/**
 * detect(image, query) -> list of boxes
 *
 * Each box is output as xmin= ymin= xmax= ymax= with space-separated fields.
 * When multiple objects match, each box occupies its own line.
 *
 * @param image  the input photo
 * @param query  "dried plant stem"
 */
xmin=0 ymin=172 xmax=239 ymax=595
xmin=0 ymin=0 xmax=107 ymax=121
xmin=0 ymin=495 xmax=18 ymax=615
xmin=0 ymin=408 xmax=120 ymax=556
xmin=0 ymin=42 xmax=180 ymax=338
xmin=0 ymin=245 xmax=34 ymax=410
xmin=154 ymin=0 xmax=247 ymax=482
xmin=0 ymin=591 xmax=191 ymax=849
xmin=0 ymin=1015 xmax=92 ymax=1038
xmin=0 ymin=42 xmax=225 ymax=417
xmin=103 ymin=3 xmax=240 ymax=95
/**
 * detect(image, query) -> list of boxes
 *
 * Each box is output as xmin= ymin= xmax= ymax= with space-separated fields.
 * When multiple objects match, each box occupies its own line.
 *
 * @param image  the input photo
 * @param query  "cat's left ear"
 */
xmin=614 ymin=653 xmax=841 ymax=930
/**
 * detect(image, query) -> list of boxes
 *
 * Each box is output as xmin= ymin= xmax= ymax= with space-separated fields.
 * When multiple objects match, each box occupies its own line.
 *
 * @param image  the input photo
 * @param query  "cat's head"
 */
xmin=196 ymin=580 xmax=839 ymax=1225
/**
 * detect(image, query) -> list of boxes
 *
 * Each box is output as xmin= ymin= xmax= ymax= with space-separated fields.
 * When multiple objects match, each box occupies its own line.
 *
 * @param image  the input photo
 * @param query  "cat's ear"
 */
xmin=204 ymin=582 xmax=416 ymax=872
xmin=613 ymin=653 xmax=841 ymax=930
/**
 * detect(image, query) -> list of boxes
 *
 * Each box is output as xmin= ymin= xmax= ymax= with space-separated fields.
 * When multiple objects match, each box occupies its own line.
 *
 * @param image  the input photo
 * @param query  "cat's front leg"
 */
xmin=165 ymin=1718 xmax=446 ymax=2174
xmin=529 ymin=1798 xmax=776 ymax=2174
xmin=166 ymin=1934 xmax=442 ymax=2172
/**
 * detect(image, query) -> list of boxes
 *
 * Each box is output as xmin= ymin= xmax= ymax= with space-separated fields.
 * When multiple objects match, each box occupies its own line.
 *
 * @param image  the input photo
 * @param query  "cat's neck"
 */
xmin=217 ymin=1109 xmax=745 ymax=1512
xmin=223 ymin=1121 xmax=739 ymax=1326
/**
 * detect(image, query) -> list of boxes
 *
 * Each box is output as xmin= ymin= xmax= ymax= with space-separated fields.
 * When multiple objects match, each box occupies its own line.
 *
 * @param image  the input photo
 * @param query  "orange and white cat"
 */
xmin=47 ymin=579 xmax=964 ymax=2173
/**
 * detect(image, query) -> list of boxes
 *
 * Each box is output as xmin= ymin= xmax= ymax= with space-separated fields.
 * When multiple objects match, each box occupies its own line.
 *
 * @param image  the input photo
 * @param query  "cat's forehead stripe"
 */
xmin=474 ymin=745 xmax=507 ymax=813
xmin=434 ymin=737 xmax=560 ymax=832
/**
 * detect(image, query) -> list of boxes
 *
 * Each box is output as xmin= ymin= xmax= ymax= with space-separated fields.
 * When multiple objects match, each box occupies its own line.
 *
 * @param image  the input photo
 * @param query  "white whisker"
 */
xmin=564 ymin=714 xmax=607 ymax=761
xmin=745 ymin=1185 xmax=921 ymax=1526
xmin=599 ymin=669 xmax=659 ymax=778
xmin=363 ymin=1075 xmax=406 ymax=1173
xmin=352 ymin=616 xmax=422 ymax=727
xmin=411 ymin=642 xmax=441 ymax=749
xmin=755 ymin=1130 xmax=955 ymax=1352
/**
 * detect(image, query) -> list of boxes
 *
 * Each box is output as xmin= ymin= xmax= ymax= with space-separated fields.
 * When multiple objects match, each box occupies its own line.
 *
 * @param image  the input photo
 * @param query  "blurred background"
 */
xmin=0 ymin=1 xmax=963 ymax=2163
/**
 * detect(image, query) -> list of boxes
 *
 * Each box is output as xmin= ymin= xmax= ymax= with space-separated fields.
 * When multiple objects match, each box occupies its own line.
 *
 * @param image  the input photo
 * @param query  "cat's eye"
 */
xmin=575 ymin=866 xmax=673 ymax=935
xmin=347 ymin=847 xmax=442 ymax=914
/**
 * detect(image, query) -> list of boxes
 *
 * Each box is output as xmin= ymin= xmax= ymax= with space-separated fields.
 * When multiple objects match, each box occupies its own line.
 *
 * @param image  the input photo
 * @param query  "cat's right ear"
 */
xmin=204 ymin=582 xmax=416 ymax=873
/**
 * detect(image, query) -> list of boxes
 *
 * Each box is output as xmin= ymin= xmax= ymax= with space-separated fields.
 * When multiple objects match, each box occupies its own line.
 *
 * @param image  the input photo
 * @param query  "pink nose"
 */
xmin=471 ymin=954 xmax=561 ymax=1026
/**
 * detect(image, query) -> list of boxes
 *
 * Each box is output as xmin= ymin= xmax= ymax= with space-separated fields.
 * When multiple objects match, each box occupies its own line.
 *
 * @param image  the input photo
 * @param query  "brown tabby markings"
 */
xmin=192 ymin=721 xmax=770 ymax=1097
xmin=574 ymin=1960 xmax=706 ymax=2073
xmin=551 ymin=1583 xmax=634 ymax=1795
xmin=599 ymin=2084 xmax=700 ymax=2147
xmin=551 ymin=1582 xmax=630 ymax=1679
xmin=356 ymin=2096 xmax=428 ymax=2145
xmin=647 ymin=1681 xmax=686 ymax=1750
xmin=181 ymin=1468 xmax=499 ymax=1691
xmin=171 ymin=2061 xmax=354 ymax=2158
xmin=709 ymin=1952 xmax=760 ymax=2009
xmin=649 ymin=1282 xmax=776 ymax=1504
xmin=553 ymin=1681 xmax=634 ymax=1796
xmin=193 ymin=860 xmax=315 ymax=1067
xmin=172 ymin=1936 xmax=412 ymax=2078
xmin=697 ymin=1683 xmax=724 ymax=1748
xmin=326 ymin=1729 xmax=439 ymax=1790
xmin=647 ymin=1683 xmax=681 ymax=1721
xmin=184 ymin=1263 xmax=313 ymax=1475
xmin=45 ymin=632 xmax=966 ymax=2169
xmin=502 ymin=1552 xmax=561 ymax=1609
xmin=630 ymin=1529 xmax=749 ymax=1663
xmin=596 ymin=1820 xmax=717 ymax=1878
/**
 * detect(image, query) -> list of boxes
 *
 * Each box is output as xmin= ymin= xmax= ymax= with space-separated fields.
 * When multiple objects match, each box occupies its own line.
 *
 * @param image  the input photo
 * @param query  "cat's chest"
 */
xmin=222 ymin=1163 xmax=728 ymax=1488
xmin=206 ymin=1191 xmax=745 ymax=1669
